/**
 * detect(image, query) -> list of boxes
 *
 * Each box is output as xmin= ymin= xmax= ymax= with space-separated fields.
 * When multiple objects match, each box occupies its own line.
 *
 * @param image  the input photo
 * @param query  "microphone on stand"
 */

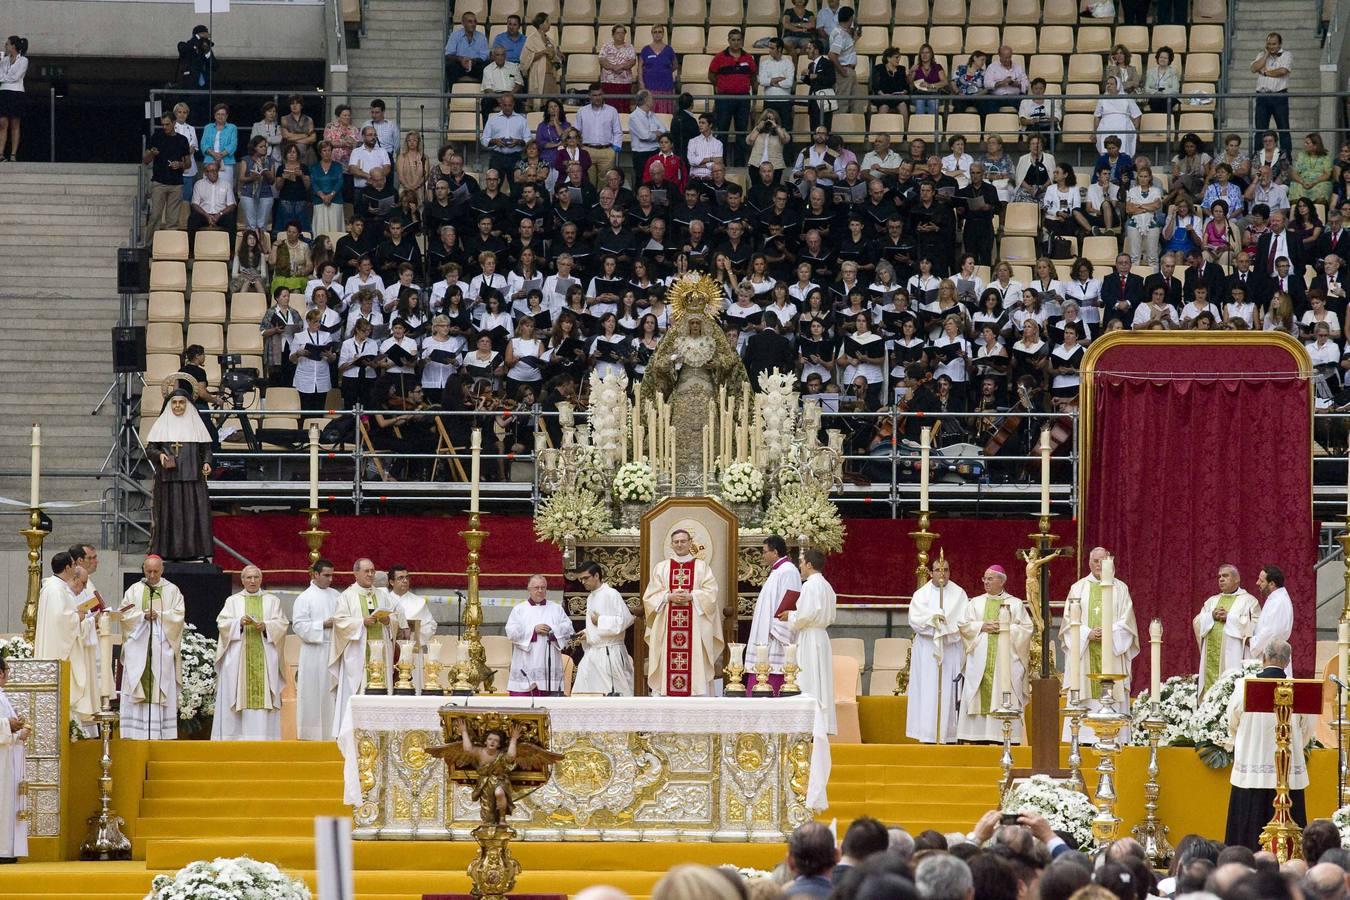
xmin=604 ymin=645 xmax=620 ymax=697
xmin=520 ymin=668 xmax=536 ymax=708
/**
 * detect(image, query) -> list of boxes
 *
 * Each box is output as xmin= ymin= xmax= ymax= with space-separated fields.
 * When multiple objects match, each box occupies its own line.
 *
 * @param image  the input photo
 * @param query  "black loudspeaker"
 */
xmin=117 ymin=247 xmax=150 ymax=295
xmin=123 ymin=562 xmax=231 ymax=640
xmin=112 ymin=326 xmax=147 ymax=374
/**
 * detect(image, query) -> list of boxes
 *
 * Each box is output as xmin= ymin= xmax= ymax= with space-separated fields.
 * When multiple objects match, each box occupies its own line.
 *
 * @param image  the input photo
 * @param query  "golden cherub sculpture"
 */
xmin=427 ymin=712 xmax=563 ymax=825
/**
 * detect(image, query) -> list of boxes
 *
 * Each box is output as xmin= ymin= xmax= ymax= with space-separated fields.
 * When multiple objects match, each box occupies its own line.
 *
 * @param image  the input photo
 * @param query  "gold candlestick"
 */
xmin=992 ymin=701 xmax=1021 ymax=802
xmin=1063 ymin=689 xmax=1087 ymax=794
xmin=394 ymin=646 xmax=416 ymax=695
xmin=1132 ymin=708 xmax=1174 ymax=868
xmin=366 ymin=642 xmax=387 ymax=692
xmin=780 ymin=662 xmax=802 ymax=697
xmin=423 ymin=658 xmax=445 ymax=695
xmin=897 ymin=511 xmax=939 ymax=695
xmin=79 ymin=707 xmax=132 ymax=860
xmin=459 ymin=512 xmax=495 ymax=693
xmin=751 ymin=656 xmax=775 ymax=696
xmin=298 ymin=507 xmax=330 ymax=566
xmin=724 ymin=661 xmax=747 ymax=697
xmin=450 ymin=661 xmax=475 ymax=696
xmin=20 ymin=507 xmax=47 ymax=643
xmin=1259 ymin=681 xmax=1304 ymax=862
xmin=1086 ymin=673 xmax=1130 ymax=847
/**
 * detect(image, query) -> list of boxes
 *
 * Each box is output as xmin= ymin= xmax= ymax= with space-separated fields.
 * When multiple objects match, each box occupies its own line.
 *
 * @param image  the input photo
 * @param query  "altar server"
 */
xmin=958 ymin=565 xmax=1032 ymax=743
xmin=388 ymin=565 xmax=439 ymax=692
xmin=212 ymin=565 xmax=288 ymax=741
xmin=292 ymin=557 xmax=341 ymax=740
xmin=906 ymin=552 xmax=971 ymax=744
xmin=505 ymin=575 xmax=575 ymax=696
xmin=642 ymin=528 xmax=722 ymax=697
xmin=1060 ymin=546 xmax=1140 ymax=743
xmin=1248 ymin=564 xmax=1293 ymax=674
xmin=0 ymin=657 xmax=28 ymax=863
xmin=791 ymin=549 xmax=837 ymax=735
xmin=118 ymin=554 xmax=186 ymax=740
xmin=331 ymin=558 xmax=406 ymax=736
xmin=34 ymin=553 xmax=98 ymax=736
xmin=573 ymin=562 xmax=635 ymax=695
xmin=747 ymin=535 xmax=802 ymax=694
xmin=1194 ymin=564 xmax=1260 ymax=696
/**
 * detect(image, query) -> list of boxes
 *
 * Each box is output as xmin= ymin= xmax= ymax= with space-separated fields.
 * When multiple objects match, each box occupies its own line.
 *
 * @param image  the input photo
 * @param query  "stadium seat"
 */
xmin=1067 ymin=53 xmax=1102 ymax=84
xmin=832 ymin=113 xmax=868 ymax=141
xmin=1177 ymin=111 xmax=1215 ymax=142
xmin=1000 ymin=235 xmax=1038 ymax=261
xmin=743 ymin=26 xmax=778 ymax=52
xmin=968 ymin=0 xmax=1004 ymax=23
xmin=226 ymin=324 xmax=264 ymax=355
xmin=856 ymin=25 xmax=890 ymax=55
xmin=745 ymin=0 xmax=781 ymax=24
xmin=186 ymin=323 xmax=225 ymax=355
xmin=707 ymin=1 xmax=741 ymax=23
xmin=928 ymin=26 xmax=963 ymax=56
xmin=566 ymin=54 xmax=601 ymax=83
xmin=1152 ymin=24 xmax=1187 ymax=52
xmin=893 ymin=0 xmax=930 ymax=23
xmin=1057 ymin=112 xmax=1094 ymax=144
xmin=1036 ymin=26 xmax=1073 ymax=54
xmin=870 ymin=113 xmax=905 ymax=140
xmin=1075 ymin=25 xmax=1112 ymax=53
xmin=150 ymin=260 xmax=187 ymax=292
xmin=892 ymin=26 xmax=926 ymax=55
xmin=1184 ymin=53 xmax=1221 ymax=83
xmin=1139 ymin=112 xmax=1171 ymax=147
xmin=194 ymin=230 xmax=231 ymax=262
xmin=964 ymin=26 xmax=1000 ymax=54
xmin=597 ymin=0 xmax=632 ymax=23
xmin=148 ymin=292 xmax=186 ymax=323
xmin=983 ymin=112 xmax=1021 ymax=144
xmin=633 ymin=0 xmax=668 ymax=24
xmin=906 ymin=113 xmax=938 ymax=142
xmin=190 ymin=291 xmax=227 ymax=324
xmin=191 ymin=261 xmax=229 ymax=293
xmin=1064 ymin=82 xmax=1099 ymax=112
xmin=457 ymin=0 xmax=489 ymax=18
xmin=1081 ymin=235 xmax=1118 ymax=267
xmin=670 ymin=25 xmax=705 ymax=54
xmin=1192 ymin=0 xmax=1225 ymax=20
xmin=1041 ymin=0 xmax=1078 ymax=23
xmin=147 ymin=323 xmax=185 ymax=354
xmin=944 ymin=113 xmax=981 ymax=140
xmin=152 ymin=230 xmax=189 ymax=262
xmin=1190 ymin=24 xmax=1224 ymax=53
xmin=670 ymin=0 xmax=706 ymax=24
xmin=264 ymin=387 xmax=302 ymax=411
xmin=679 ymin=54 xmax=714 ymax=84
xmin=1182 ymin=82 xmax=1216 ymax=111
xmin=857 ymin=0 xmax=893 ymax=25
xmin=706 ymin=25 xmax=736 ymax=53
xmin=1028 ymin=54 xmax=1064 ymax=85
xmin=930 ymin=0 xmax=968 ymax=24
xmin=230 ymin=292 xmax=268 ymax=323
xmin=1002 ymin=202 xmax=1041 ymax=236
xmin=526 ymin=0 xmax=560 ymax=19
xmin=830 ymin=638 xmax=866 ymax=694
xmin=446 ymin=111 xmax=479 ymax=142
xmin=145 ymin=353 xmax=183 ymax=385
xmin=559 ymin=25 xmax=596 ymax=52
xmin=1114 ymin=26 xmax=1149 ymax=53
xmin=490 ymin=0 xmax=523 ymax=22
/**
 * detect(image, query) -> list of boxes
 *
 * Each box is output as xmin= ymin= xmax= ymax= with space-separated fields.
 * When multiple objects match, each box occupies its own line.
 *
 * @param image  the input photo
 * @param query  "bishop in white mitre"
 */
xmin=791 ymin=549 xmax=837 ymax=735
xmin=642 ymin=528 xmax=721 ymax=697
xmin=34 ymin=556 xmax=98 ymax=736
xmin=1194 ymin=563 xmax=1260 ymax=697
xmin=505 ymin=575 xmax=575 ymax=695
xmin=331 ymin=558 xmax=406 ymax=736
xmin=212 ymin=565 xmax=289 ymax=741
xmin=292 ymin=558 xmax=341 ymax=740
xmin=957 ymin=565 xmax=1032 ymax=744
xmin=747 ymin=535 xmax=802 ymax=694
xmin=1248 ymin=564 xmax=1293 ymax=675
xmin=1060 ymin=547 xmax=1140 ymax=743
xmin=573 ymin=562 xmax=635 ymax=695
xmin=118 ymin=555 xmax=186 ymax=740
xmin=906 ymin=553 xmax=971 ymax=745
xmin=388 ymin=566 xmax=438 ymax=692
xmin=0 ymin=656 xmax=29 ymax=862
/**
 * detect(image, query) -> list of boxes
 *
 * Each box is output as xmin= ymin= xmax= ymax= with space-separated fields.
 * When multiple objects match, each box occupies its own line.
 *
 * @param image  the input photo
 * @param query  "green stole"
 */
xmin=978 ymin=594 xmax=1003 ymax=713
xmin=363 ymin=591 xmax=383 ymax=644
xmin=1204 ymin=594 xmax=1237 ymax=690
xmin=1087 ymin=582 xmax=1103 ymax=676
xmin=140 ymin=584 xmax=162 ymax=699
xmin=243 ymin=594 xmax=267 ymax=710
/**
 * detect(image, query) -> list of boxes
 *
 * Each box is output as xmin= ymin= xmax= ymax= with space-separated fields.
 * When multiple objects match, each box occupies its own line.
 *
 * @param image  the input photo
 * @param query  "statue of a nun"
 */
xmin=147 ymin=389 xmax=214 ymax=561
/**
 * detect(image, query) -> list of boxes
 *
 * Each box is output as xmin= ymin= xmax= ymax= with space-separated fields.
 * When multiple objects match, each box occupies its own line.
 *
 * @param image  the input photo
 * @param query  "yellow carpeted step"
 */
xmin=145 ymin=740 xmax=343 ymax=762
xmin=136 ymin=816 xmax=320 ymax=838
xmin=142 ymin=778 xmax=343 ymax=799
xmin=139 ymin=797 xmax=351 ymax=817
xmin=145 ymin=759 xmax=347 ymax=779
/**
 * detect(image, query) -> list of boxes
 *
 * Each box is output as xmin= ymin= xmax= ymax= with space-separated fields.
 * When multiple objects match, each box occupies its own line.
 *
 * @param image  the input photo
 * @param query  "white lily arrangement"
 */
xmin=1127 ymin=674 xmax=1200 ymax=747
xmin=762 ymin=483 xmax=845 ymax=553
xmin=756 ymin=371 xmax=799 ymax=465
xmin=613 ymin=461 xmax=657 ymax=503
xmin=145 ymin=856 xmax=311 ymax=900
xmin=178 ymin=623 xmax=217 ymax=726
xmin=534 ymin=487 xmax=612 ymax=545
xmin=587 ymin=369 xmax=630 ymax=464
xmin=0 ymin=635 xmax=33 ymax=660
xmin=1192 ymin=659 xmax=1264 ymax=767
xmin=721 ymin=461 xmax=766 ymax=504
xmin=1002 ymin=774 xmax=1096 ymax=851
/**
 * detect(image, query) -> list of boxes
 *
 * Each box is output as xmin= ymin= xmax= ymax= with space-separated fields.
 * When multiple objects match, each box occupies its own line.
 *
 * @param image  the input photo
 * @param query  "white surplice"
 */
xmin=641 ymin=555 xmax=722 ymax=696
xmin=292 ymin=580 xmax=341 ymax=741
xmin=77 ymin=578 xmax=116 ymax=708
xmin=394 ymin=589 xmax=439 ymax=693
xmin=1247 ymin=587 xmax=1294 ymax=674
xmin=34 ymin=575 xmax=99 ymax=734
xmin=117 ymin=578 xmax=186 ymax=740
xmin=331 ymin=585 xmax=405 ymax=737
xmin=906 ymin=577 xmax=971 ymax=744
xmin=211 ymin=591 xmax=288 ymax=741
xmin=1059 ymin=574 xmax=1141 ymax=743
xmin=957 ymin=591 xmax=1033 ymax=743
xmin=0 ymin=688 xmax=27 ymax=859
xmin=748 ymin=556 xmax=802 ymax=672
xmin=573 ymin=583 xmax=635 ymax=695
xmin=504 ymin=600 xmax=575 ymax=693
xmin=791 ymin=572 xmax=837 ymax=735
xmin=1194 ymin=589 xmax=1260 ymax=696
xmin=1228 ymin=668 xmax=1314 ymax=790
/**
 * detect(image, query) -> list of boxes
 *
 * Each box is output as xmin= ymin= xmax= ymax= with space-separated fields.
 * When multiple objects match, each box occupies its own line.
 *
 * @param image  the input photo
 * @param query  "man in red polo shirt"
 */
xmin=708 ymin=29 xmax=757 ymax=169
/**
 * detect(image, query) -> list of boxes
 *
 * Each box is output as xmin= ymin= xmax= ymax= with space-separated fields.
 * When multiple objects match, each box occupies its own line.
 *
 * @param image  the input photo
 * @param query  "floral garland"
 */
xmin=145 ymin=856 xmax=312 ymax=900
xmin=178 ymin=623 xmax=217 ymax=728
xmin=0 ymin=635 xmax=33 ymax=660
xmin=1127 ymin=674 xmax=1199 ymax=747
xmin=534 ymin=487 xmax=612 ymax=545
xmin=612 ymin=461 xmax=656 ymax=503
xmin=587 ymin=370 xmax=629 ymax=464
xmin=1193 ymin=659 xmax=1264 ymax=768
xmin=721 ymin=461 xmax=766 ymax=504
xmin=762 ymin=483 xmax=846 ymax=553
xmin=1002 ymin=774 xmax=1096 ymax=851
xmin=756 ymin=371 xmax=798 ymax=465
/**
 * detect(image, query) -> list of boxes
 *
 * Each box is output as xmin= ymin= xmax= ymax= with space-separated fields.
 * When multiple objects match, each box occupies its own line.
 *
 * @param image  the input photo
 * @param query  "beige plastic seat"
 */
xmin=1113 ymin=26 xmax=1149 ymax=53
xmin=446 ymin=111 xmax=479 ymax=142
xmin=745 ymin=0 xmax=782 ymax=23
xmin=1028 ymin=54 xmax=1064 ymax=86
xmin=230 ymin=291 xmax=269 ymax=323
xmin=1152 ymin=24 xmax=1187 ymax=52
xmin=1000 ymin=235 xmax=1037 ymax=261
xmin=193 ymin=230 xmax=231 ymax=262
xmin=830 ymin=637 xmax=866 ymax=694
xmin=457 ymin=0 xmax=489 ymax=17
xmin=526 ymin=0 xmax=560 ymax=19
xmin=148 ymin=291 xmax=186 ymax=323
xmin=927 ymin=26 xmax=963 ymax=56
xmin=870 ymin=113 xmax=905 ymax=140
xmin=1081 ymin=235 xmax=1118 ymax=267
xmin=1060 ymin=112 xmax=1096 ymax=144
xmin=597 ymin=0 xmax=632 ymax=23
xmin=152 ymin=230 xmax=190 ymax=262
xmin=743 ymin=25 xmax=778 ymax=52
xmin=146 ymin=323 xmax=185 ymax=354
xmin=967 ymin=0 xmax=1004 ymax=23
xmin=856 ymin=25 xmax=890 ymax=55
xmin=830 ymin=655 xmax=862 ymax=744
xmin=226 ymin=324 xmax=264 ymax=355
xmin=1075 ymin=25 xmax=1111 ymax=53
xmin=930 ymin=0 xmax=967 ymax=24
xmin=1192 ymin=0 xmax=1225 ymax=20
xmin=679 ymin=54 xmax=714 ymax=84
xmin=1181 ymin=82 xmax=1216 ymax=111
xmin=1004 ymin=0 xmax=1039 ymax=20
xmin=145 ymin=353 xmax=183 ymax=385
xmin=150 ymin=260 xmax=187 ymax=292
xmin=559 ymin=25 xmax=596 ymax=52
xmin=964 ymin=25 xmax=1000 ymax=54
xmin=1139 ymin=112 xmax=1171 ymax=147
xmin=191 ymin=260 xmax=229 ymax=293
xmin=1067 ymin=53 xmax=1102 ymax=84
xmin=857 ymin=0 xmax=894 ymax=25
xmin=983 ymin=112 xmax=1021 ymax=144
xmin=1189 ymin=24 xmax=1224 ymax=53
xmin=943 ymin=113 xmax=981 ymax=142
xmin=566 ymin=54 xmax=601 ymax=83
xmin=670 ymin=0 xmax=707 ymax=24
xmin=490 ymin=0 xmax=523 ymax=22
xmin=892 ymin=26 xmax=926 ymax=55
xmin=867 ymin=636 xmax=911 ymax=696
xmin=1002 ymin=201 xmax=1041 ymax=236
xmin=189 ymin=290 xmax=228 ymax=324
xmin=705 ymin=26 xmax=736 ymax=53
xmin=633 ymin=0 xmax=667 ymax=23
xmin=832 ymin=113 xmax=868 ymax=141
xmin=670 ymin=25 xmax=705 ymax=53
xmin=707 ymin=1 xmax=741 ymax=23
xmin=1184 ymin=53 xmax=1221 ymax=83
xmin=906 ymin=114 xmax=939 ymax=143
xmin=1041 ymin=0 xmax=1077 ymax=22
xmin=1064 ymin=82 xmax=1100 ymax=113
xmin=185 ymin=323 xmax=225 ymax=355
xmin=1035 ymin=25 xmax=1072 ymax=54
xmin=1177 ymin=111 xmax=1215 ymax=143
xmin=893 ymin=0 xmax=930 ymax=23
xmin=264 ymin=386 xmax=302 ymax=411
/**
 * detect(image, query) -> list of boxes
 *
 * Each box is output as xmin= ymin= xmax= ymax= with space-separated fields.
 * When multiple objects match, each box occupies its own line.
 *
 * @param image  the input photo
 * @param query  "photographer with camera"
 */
xmin=745 ymin=109 xmax=790 ymax=184
xmin=176 ymin=25 xmax=215 ymax=122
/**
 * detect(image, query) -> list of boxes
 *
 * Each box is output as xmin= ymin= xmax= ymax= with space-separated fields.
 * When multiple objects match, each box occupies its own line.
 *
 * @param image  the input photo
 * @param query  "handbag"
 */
xmin=813 ymin=88 xmax=838 ymax=114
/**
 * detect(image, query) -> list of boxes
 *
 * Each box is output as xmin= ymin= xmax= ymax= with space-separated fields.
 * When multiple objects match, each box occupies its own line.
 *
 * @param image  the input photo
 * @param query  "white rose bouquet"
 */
xmin=721 ymin=461 xmax=766 ymax=504
xmin=587 ymin=370 xmax=630 ymax=463
xmin=145 ymin=856 xmax=311 ymax=900
xmin=1127 ymin=674 xmax=1199 ymax=747
xmin=178 ymin=623 xmax=217 ymax=728
xmin=0 ymin=635 xmax=33 ymax=660
xmin=1002 ymin=774 xmax=1095 ymax=851
xmin=756 ymin=371 xmax=799 ymax=465
xmin=1192 ymin=659 xmax=1263 ymax=767
xmin=613 ymin=461 xmax=656 ymax=503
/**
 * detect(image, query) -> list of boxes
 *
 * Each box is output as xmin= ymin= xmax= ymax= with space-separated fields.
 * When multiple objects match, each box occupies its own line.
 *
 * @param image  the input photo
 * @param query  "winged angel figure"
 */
xmin=427 ymin=717 xmax=564 ymax=824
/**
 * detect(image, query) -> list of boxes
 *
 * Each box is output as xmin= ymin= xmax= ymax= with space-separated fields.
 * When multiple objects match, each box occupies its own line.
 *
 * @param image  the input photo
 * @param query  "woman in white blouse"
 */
xmin=1224 ymin=283 xmax=1258 ymax=330
xmin=1302 ymin=290 xmax=1343 ymax=340
xmin=0 ymin=36 xmax=29 ymax=161
xmin=837 ymin=313 xmax=886 ymax=406
xmin=1062 ymin=259 xmax=1103 ymax=325
xmin=931 ymin=314 xmax=971 ymax=387
xmin=1131 ymin=284 xmax=1179 ymax=329
xmin=906 ymin=257 xmax=942 ymax=305
xmin=474 ymin=292 xmax=515 ymax=351
xmin=419 ymin=315 xmax=465 ymax=404
xmin=1029 ymin=257 xmax=1065 ymax=309
xmin=764 ymin=282 xmax=798 ymax=335
xmin=745 ymin=253 xmax=778 ymax=297
xmin=467 ymin=252 xmax=509 ymax=306
xmin=290 ymin=308 xmax=337 ymax=411
xmin=941 ymin=135 xmax=974 ymax=187
xmin=1041 ymin=166 xmax=1082 ymax=255
xmin=505 ymin=317 xmax=546 ymax=396
xmin=379 ymin=319 xmax=419 ymax=394
xmin=988 ymin=260 xmax=1024 ymax=310
xmin=461 ymin=332 xmax=503 ymax=390
xmin=951 ymin=254 xmax=985 ymax=307
xmin=1053 ymin=300 xmax=1092 ymax=344
xmin=507 ymin=247 xmax=546 ymax=308
xmin=589 ymin=313 xmax=630 ymax=379
xmin=788 ymin=261 xmax=819 ymax=304
xmin=1050 ymin=322 xmax=1085 ymax=400
xmin=1307 ymin=323 xmax=1341 ymax=391
xmin=585 ymin=254 xmax=625 ymax=317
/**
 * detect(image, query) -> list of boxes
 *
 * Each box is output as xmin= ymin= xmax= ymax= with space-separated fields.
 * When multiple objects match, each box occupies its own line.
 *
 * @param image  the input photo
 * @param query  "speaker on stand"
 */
xmin=117 ymin=247 xmax=150 ymax=296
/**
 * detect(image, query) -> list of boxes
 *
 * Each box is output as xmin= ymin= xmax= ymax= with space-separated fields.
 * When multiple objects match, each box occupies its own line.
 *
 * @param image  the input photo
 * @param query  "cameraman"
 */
xmin=176 ymin=25 xmax=215 ymax=121
xmin=745 ymin=109 xmax=790 ymax=184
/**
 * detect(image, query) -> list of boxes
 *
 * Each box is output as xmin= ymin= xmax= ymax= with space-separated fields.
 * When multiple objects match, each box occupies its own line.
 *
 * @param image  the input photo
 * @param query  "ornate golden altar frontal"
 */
xmin=340 ymin=695 xmax=823 ymax=842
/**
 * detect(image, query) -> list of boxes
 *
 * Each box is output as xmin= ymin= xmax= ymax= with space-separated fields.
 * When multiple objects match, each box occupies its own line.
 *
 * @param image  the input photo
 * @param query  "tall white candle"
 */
xmin=1100 ymin=557 xmax=1116 ymax=676
xmin=755 ymin=643 xmax=769 ymax=666
xmin=784 ymin=644 xmax=798 ymax=667
xmin=634 ymin=395 xmax=643 ymax=461
xmin=308 ymin=424 xmax=320 ymax=509
xmin=729 ymin=642 xmax=746 ymax=668
xmin=1340 ymin=622 xmax=1350 ymax=687
xmin=1067 ymin=599 xmax=1082 ymax=699
xmin=996 ymin=605 xmax=1013 ymax=706
xmin=1039 ymin=428 xmax=1051 ymax=517
xmin=29 ymin=424 xmax=41 ymax=508
xmin=1149 ymin=618 xmax=1163 ymax=700
xmin=919 ymin=426 xmax=931 ymax=513
xmin=470 ymin=429 xmax=482 ymax=513
xmin=1345 ymin=446 xmax=1350 ymax=517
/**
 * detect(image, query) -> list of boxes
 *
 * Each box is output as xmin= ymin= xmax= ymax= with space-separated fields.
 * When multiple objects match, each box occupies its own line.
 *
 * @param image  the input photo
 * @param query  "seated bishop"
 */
xmin=641 ymin=528 xmax=721 ymax=697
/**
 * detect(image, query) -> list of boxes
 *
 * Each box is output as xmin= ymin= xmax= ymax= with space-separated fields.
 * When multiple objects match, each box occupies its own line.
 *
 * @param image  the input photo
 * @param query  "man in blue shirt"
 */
xmin=492 ymin=15 xmax=527 ymax=65
xmin=480 ymin=93 xmax=530 ymax=187
xmin=445 ymin=11 xmax=489 ymax=84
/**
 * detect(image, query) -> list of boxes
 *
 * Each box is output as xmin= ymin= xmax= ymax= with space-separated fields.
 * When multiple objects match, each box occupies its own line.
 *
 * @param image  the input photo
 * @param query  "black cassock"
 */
xmin=148 ymin=439 xmax=213 ymax=560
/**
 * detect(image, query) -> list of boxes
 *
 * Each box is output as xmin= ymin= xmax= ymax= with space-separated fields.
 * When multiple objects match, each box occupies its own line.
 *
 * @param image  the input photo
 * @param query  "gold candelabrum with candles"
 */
xmin=992 ymin=698 xmax=1022 ymax=802
xmin=536 ymin=405 xmax=592 ymax=494
xmin=460 ymin=512 xmax=495 ymax=693
xmin=20 ymin=507 xmax=47 ymax=643
xmin=1132 ymin=705 xmax=1175 ymax=869
xmin=1085 ymin=672 xmax=1130 ymax=847
xmin=298 ymin=507 xmax=329 ymax=566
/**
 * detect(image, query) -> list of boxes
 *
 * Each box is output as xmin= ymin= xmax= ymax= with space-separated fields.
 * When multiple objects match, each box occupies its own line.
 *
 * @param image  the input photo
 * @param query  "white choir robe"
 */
xmin=573 ymin=584 xmax=635 ymax=695
xmin=34 ymin=575 xmax=99 ymax=735
xmin=77 ymin=579 xmax=117 ymax=708
xmin=1194 ymin=589 xmax=1260 ymax=696
xmin=905 ymin=578 xmax=972 ymax=744
xmin=292 ymin=581 xmax=341 ymax=741
xmin=748 ymin=557 xmax=802 ymax=672
xmin=211 ymin=591 xmax=289 ymax=741
xmin=1246 ymin=587 xmax=1294 ymax=675
xmin=118 ymin=579 xmax=186 ymax=740
xmin=1059 ymin=574 xmax=1141 ymax=743
xmin=505 ymin=601 xmax=575 ymax=693
xmin=0 ymin=688 xmax=27 ymax=860
xmin=331 ymin=585 xmax=406 ymax=737
xmin=394 ymin=590 xmax=439 ymax=692
xmin=641 ymin=555 xmax=722 ymax=696
xmin=957 ymin=592 xmax=1033 ymax=743
xmin=790 ymin=573 xmax=837 ymax=735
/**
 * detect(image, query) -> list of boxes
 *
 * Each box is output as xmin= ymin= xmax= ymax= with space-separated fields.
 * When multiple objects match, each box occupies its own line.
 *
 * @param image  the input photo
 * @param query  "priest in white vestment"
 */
xmin=642 ymin=528 xmax=722 ymax=696
xmin=292 ymin=558 xmax=341 ymax=741
xmin=0 ymin=658 xmax=28 ymax=862
xmin=34 ymin=554 xmax=98 ymax=736
xmin=118 ymin=555 xmax=186 ymax=739
xmin=71 ymin=544 xmax=116 ymax=709
xmin=1194 ymin=564 xmax=1260 ymax=696
xmin=790 ymin=549 xmax=837 ymax=734
xmin=573 ymin=562 xmax=635 ymax=695
xmin=1248 ymin=564 xmax=1294 ymax=675
xmin=1059 ymin=547 xmax=1140 ymax=743
xmin=906 ymin=554 xmax=971 ymax=744
xmin=331 ymin=558 xmax=406 ymax=737
xmin=388 ymin=565 xmax=438 ymax=693
xmin=748 ymin=535 xmax=802 ymax=694
xmin=212 ymin=565 xmax=289 ymax=741
xmin=958 ymin=565 xmax=1033 ymax=744
xmin=505 ymin=575 xmax=575 ymax=695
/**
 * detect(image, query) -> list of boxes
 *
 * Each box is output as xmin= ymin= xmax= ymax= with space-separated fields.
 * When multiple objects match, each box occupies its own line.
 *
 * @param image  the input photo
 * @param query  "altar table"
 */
xmin=338 ymin=695 xmax=830 ymax=842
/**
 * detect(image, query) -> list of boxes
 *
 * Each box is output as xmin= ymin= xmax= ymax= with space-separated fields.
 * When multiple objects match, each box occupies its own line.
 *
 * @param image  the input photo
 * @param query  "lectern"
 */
xmin=1243 ymin=678 xmax=1323 ymax=863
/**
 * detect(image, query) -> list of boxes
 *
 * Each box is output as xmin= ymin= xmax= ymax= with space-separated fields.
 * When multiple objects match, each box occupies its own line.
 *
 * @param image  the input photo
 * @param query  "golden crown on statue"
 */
xmin=667 ymin=273 xmax=726 ymax=323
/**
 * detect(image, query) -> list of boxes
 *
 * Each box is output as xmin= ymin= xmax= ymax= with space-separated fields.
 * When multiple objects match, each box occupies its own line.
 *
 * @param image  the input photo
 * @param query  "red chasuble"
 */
xmin=665 ymin=559 xmax=696 ymax=696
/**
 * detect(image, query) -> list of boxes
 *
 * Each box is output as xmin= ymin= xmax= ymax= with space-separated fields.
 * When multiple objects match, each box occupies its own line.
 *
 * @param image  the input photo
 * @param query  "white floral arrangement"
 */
xmin=573 ymin=447 xmax=611 ymax=496
xmin=756 ymin=371 xmax=799 ymax=465
xmin=612 ymin=461 xmax=656 ymax=503
xmin=534 ymin=487 xmax=612 ymax=545
xmin=587 ymin=369 xmax=630 ymax=464
xmin=1127 ymin=674 xmax=1199 ymax=747
xmin=1333 ymin=805 xmax=1350 ymax=849
xmin=1002 ymin=774 xmax=1096 ymax=851
xmin=145 ymin=856 xmax=311 ymax=900
xmin=728 ymin=865 xmax=776 ymax=881
xmin=178 ymin=623 xmax=217 ymax=728
xmin=762 ymin=483 xmax=846 ymax=553
xmin=1192 ymin=659 xmax=1264 ymax=767
xmin=721 ymin=461 xmax=766 ymax=504
xmin=0 ymin=635 xmax=33 ymax=660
